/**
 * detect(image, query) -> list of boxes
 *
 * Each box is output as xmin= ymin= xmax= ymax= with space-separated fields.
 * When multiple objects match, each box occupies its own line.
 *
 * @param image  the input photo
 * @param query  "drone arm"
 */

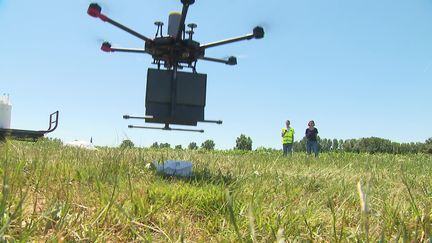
xmin=100 ymin=42 xmax=148 ymax=54
xmin=200 ymin=35 xmax=253 ymax=49
xmin=200 ymin=26 xmax=264 ymax=50
xmin=199 ymin=56 xmax=237 ymax=65
xmin=88 ymin=3 xmax=153 ymax=43
xmin=106 ymin=19 xmax=153 ymax=43
xmin=107 ymin=47 xmax=148 ymax=54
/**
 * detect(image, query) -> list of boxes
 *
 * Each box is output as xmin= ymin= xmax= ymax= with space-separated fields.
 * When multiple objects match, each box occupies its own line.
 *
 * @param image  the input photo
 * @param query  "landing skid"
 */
xmin=123 ymin=114 xmax=221 ymax=133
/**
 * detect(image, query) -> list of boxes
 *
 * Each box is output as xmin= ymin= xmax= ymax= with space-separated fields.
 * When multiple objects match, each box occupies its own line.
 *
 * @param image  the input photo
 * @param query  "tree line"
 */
xmin=120 ymin=135 xmax=432 ymax=155
xmin=293 ymin=136 xmax=432 ymax=154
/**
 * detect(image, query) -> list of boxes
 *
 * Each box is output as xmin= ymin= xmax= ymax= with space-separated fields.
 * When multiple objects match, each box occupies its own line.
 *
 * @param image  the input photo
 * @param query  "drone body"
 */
xmin=88 ymin=0 xmax=264 ymax=132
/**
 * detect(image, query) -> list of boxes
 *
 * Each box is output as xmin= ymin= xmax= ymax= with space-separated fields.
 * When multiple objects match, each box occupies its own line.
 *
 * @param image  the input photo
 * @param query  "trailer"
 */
xmin=0 ymin=111 xmax=59 ymax=141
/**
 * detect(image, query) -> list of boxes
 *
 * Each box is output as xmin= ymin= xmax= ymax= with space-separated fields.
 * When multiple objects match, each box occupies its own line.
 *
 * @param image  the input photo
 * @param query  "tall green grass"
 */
xmin=0 ymin=140 xmax=431 ymax=241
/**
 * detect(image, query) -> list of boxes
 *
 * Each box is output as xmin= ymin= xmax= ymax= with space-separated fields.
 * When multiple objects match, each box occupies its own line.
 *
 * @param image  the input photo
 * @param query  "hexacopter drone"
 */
xmin=88 ymin=0 xmax=264 ymax=132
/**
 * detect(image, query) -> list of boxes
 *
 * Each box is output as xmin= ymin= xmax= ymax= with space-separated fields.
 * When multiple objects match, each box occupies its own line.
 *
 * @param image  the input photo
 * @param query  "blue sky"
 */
xmin=1 ymin=0 xmax=432 ymax=149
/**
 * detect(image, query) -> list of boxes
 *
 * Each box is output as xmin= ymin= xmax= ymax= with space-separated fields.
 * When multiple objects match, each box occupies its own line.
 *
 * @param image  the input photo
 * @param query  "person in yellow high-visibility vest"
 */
xmin=281 ymin=120 xmax=295 ymax=156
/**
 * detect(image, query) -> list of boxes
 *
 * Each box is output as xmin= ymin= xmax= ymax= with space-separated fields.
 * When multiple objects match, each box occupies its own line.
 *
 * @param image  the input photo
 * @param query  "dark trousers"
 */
xmin=283 ymin=143 xmax=293 ymax=156
xmin=306 ymin=140 xmax=319 ymax=157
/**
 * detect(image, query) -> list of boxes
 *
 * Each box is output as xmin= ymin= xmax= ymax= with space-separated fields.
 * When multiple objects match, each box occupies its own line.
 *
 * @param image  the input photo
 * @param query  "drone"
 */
xmin=87 ymin=0 xmax=264 ymax=132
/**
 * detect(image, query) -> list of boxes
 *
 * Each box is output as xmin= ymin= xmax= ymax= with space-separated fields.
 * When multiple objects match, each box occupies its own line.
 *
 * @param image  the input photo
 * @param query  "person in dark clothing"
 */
xmin=305 ymin=120 xmax=319 ymax=157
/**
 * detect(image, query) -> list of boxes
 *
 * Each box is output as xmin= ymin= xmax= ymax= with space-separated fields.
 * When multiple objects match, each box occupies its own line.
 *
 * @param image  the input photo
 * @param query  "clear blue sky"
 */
xmin=1 ymin=0 xmax=432 ymax=149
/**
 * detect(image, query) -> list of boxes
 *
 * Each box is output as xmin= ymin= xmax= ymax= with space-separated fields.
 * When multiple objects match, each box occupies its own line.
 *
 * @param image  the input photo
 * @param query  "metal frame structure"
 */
xmin=0 ymin=111 xmax=59 ymax=141
xmin=87 ymin=0 xmax=264 ymax=132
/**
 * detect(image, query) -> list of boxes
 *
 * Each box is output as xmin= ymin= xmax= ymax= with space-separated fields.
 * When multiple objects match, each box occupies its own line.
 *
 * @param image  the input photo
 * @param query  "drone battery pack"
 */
xmin=145 ymin=68 xmax=207 ymax=126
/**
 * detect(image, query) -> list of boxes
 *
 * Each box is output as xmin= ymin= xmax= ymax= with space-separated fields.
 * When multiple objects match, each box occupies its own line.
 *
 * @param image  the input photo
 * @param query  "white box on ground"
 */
xmin=155 ymin=160 xmax=193 ymax=177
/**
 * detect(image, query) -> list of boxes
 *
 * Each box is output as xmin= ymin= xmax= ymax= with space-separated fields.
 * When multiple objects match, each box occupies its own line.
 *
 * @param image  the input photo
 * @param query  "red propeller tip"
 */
xmin=87 ymin=3 xmax=102 ymax=18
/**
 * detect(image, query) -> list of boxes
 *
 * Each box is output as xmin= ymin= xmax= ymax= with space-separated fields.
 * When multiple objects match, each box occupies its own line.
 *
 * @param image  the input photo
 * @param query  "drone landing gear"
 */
xmin=123 ymin=115 xmax=222 ymax=133
xmin=129 ymin=124 xmax=204 ymax=133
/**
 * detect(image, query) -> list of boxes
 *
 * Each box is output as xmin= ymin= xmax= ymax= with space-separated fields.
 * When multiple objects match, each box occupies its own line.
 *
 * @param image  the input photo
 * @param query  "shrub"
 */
xmin=159 ymin=143 xmax=171 ymax=149
xmin=188 ymin=142 xmax=198 ymax=150
xmin=235 ymin=134 xmax=252 ymax=151
xmin=120 ymin=139 xmax=134 ymax=149
xmin=201 ymin=140 xmax=215 ymax=150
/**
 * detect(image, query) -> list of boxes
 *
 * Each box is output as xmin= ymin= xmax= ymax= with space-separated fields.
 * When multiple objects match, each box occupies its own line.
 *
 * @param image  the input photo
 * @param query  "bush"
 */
xmin=159 ymin=143 xmax=171 ymax=149
xmin=188 ymin=142 xmax=198 ymax=150
xmin=424 ymin=138 xmax=432 ymax=154
xmin=201 ymin=140 xmax=215 ymax=150
xmin=235 ymin=134 xmax=252 ymax=151
xmin=120 ymin=139 xmax=134 ymax=149
xmin=425 ymin=145 xmax=432 ymax=154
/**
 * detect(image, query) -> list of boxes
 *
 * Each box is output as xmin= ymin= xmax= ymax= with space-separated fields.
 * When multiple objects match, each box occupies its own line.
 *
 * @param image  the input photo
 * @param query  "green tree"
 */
xmin=357 ymin=137 xmax=392 ymax=154
xmin=150 ymin=142 xmax=159 ymax=148
xmin=425 ymin=145 xmax=432 ymax=154
xmin=342 ymin=139 xmax=355 ymax=152
xmin=391 ymin=142 xmax=400 ymax=154
xmin=339 ymin=139 xmax=344 ymax=151
xmin=175 ymin=144 xmax=182 ymax=150
xmin=120 ymin=139 xmax=134 ymax=149
xmin=235 ymin=134 xmax=252 ymax=151
xmin=332 ymin=139 xmax=339 ymax=151
xmin=188 ymin=142 xmax=198 ymax=150
xmin=293 ymin=137 xmax=307 ymax=152
xmin=424 ymin=137 xmax=432 ymax=154
xmin=201 ymin=140 xmax=215 ymax=150
xmin=159 ymin=143 xmax=171 ymax=149
xmin=319 ymin=138 xmax=332 ymax=152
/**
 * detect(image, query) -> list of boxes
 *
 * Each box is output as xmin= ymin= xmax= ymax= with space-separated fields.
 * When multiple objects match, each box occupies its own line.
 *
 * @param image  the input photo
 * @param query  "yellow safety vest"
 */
xmin=282 ymin=127 xmax=294 ymax=144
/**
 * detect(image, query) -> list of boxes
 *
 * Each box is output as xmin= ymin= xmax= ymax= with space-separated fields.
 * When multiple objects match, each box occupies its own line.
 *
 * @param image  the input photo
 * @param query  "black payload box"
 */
xmin=145 ymin=68 xmax=207 ymax=126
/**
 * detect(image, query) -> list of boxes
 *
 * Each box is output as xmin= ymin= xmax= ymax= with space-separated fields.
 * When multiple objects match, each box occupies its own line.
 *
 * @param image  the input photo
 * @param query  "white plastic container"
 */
xmin=168 ymin=12 xmax=181 ymax=37
xmin=155 ymin=160 xmax=192 ymax=177
xmin=0 ymin=95 xmax=12 ymax=129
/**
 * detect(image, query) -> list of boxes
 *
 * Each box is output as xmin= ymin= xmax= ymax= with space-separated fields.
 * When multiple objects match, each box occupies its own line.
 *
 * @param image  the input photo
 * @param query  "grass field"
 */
xmin=1 ymin=140 xmax=431 ymax=242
